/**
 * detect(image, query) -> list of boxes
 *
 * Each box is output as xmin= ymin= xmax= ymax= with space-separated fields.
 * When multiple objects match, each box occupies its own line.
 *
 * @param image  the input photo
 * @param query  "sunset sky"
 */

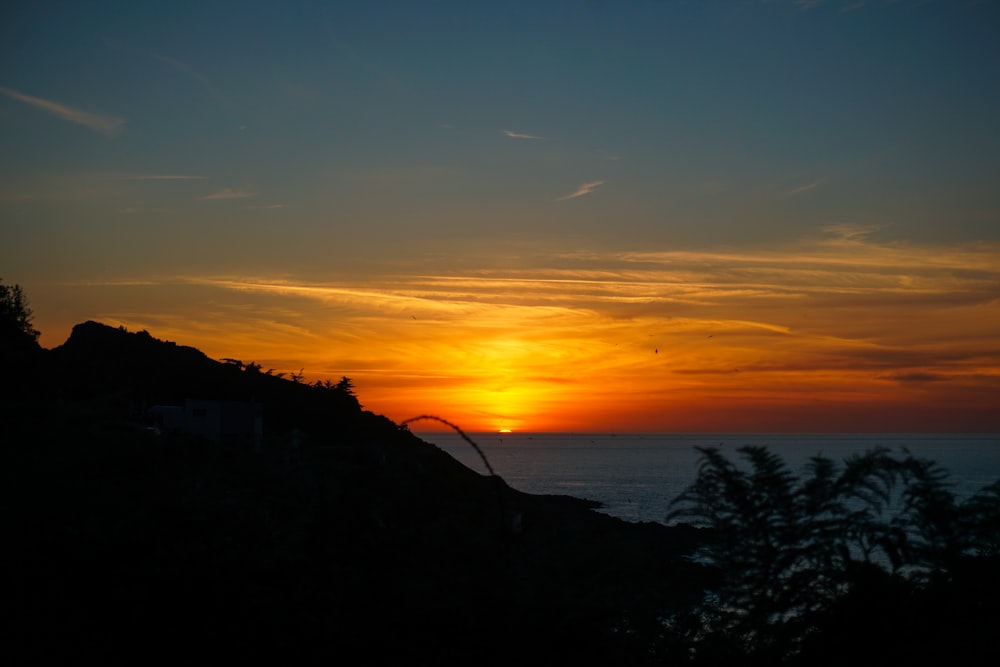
xmin=2 ymin=0 xmax=998 ymax=433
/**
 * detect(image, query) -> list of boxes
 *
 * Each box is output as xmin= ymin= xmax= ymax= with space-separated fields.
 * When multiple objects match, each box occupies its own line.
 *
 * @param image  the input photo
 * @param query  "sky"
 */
xmin=2 ymin=0 xmax=999 ymax=433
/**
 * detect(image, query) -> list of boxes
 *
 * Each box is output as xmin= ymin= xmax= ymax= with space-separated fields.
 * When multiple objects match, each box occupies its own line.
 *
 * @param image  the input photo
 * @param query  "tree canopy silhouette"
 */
xmin=1 ymin=279 xmax=44 ymax=399
xmin=0 ymin=278 xmax=40 ymax=346
xmin=665 ymin=445 xmax=1000 ymax=664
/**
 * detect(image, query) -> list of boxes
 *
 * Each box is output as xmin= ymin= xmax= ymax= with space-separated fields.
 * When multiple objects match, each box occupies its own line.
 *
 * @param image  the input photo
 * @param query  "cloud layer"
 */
xmin=503 ymin=130 xmax=544 ymax=139
xmin=50 ymin=230 xmax=999 ymax=431
xmin=0 ymin=87 xmax=125 ymax=136
xmin=557 ymin=180 xmax=604 ymax=201
xmin=200 ymin=188 xmax=258 ymax=200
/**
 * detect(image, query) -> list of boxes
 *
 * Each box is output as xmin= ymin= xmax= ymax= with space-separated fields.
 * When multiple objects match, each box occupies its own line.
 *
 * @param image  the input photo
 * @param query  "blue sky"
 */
xmin=2 ymin=0 xmax=998 ymax=431
xmin=4 ymin=1 xmax=998 ymax=257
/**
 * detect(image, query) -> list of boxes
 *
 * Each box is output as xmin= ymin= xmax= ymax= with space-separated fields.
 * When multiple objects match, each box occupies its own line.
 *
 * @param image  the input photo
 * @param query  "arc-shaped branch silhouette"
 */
xmin=401 ymin=414 xmax=497 ymax=477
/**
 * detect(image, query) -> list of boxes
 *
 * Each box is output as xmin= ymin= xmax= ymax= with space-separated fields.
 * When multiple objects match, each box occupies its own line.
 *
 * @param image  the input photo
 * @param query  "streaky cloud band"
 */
xmin=201 ymin=188 xmax=258 ymax=200
xmin=557 ymin=180 xmax=604 ymax=201
xmin=503 ymin=130 xmax=544 ymax=139
xmin=0 ymin=86 xmax=124 ymax=136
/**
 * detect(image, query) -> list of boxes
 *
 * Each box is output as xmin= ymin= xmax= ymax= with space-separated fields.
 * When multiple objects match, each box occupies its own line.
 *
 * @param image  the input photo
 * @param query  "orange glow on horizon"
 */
xmin=33 ymin=232 xmax=1000 ymax=433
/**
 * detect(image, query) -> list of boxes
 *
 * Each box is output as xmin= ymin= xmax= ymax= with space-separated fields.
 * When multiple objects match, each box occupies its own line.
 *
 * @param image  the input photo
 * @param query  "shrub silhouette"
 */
xmin=666 ymin=446 xmax=1000 ymax=663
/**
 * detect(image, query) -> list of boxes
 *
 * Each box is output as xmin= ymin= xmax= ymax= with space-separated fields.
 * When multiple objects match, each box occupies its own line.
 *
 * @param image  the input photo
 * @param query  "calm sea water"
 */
xmin=416 ymin=432 xmax=1000 ymax=525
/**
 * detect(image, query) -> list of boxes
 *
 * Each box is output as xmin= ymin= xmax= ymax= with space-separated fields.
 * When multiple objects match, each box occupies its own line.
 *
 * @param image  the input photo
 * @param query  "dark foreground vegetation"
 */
xmin=667 ymin=446 xmax=1000 ymax=665
xmin=3 ymin=281 xmax=999 ymax=665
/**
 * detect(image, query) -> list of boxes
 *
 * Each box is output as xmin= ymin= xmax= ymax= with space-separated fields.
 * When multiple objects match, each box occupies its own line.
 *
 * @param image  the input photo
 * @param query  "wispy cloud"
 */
xmin=0 ymin=86 xmax=124 ymax=136
xmin=104 ymin=173 xmax=208 ymax=181
xmin=201 ymin=188 xmax=257 ymax=200
xmin=503 ymin=130 xmax=544 ymax=140
xmin=557 ymin=180 xmax=605 ymax=201
xmin=148 ymin=231 xmax=1000 ymax=342
xmin=59 ymin=279 xmax=162 ymax=287
xmin=785 ymin=179 xmax=823 ymax=197
xmin=821 ymin=223 xmax=880 ymax=243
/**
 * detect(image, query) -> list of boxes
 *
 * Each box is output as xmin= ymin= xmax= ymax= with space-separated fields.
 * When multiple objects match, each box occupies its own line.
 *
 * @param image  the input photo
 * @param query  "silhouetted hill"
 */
xmin=45 ymin=321 xmax=367 ymax=440
xmin=7 ymin=321 xmax=708 ymax=665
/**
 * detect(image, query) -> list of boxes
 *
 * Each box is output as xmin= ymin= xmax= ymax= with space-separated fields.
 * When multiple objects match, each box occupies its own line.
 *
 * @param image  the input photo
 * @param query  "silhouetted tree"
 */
xmin=665 ymin=445 xmax=1000 ymax=662
xmin=1 ymin=279 xmax=43 ymax=398
xmin=0 ymin=278 xmax=40 ymax=345
xmin=335 ymin=376 xmax=355 ymax=396
xmin=960 ymin=480 xmax=1000 ymax=557
xmin=312 ymin=376 xmax=356 ymax=395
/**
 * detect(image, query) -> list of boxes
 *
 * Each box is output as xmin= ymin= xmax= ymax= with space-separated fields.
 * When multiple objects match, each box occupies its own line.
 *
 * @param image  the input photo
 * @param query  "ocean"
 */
xmin=415 ymin=432 xmax=1000 ymax=525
